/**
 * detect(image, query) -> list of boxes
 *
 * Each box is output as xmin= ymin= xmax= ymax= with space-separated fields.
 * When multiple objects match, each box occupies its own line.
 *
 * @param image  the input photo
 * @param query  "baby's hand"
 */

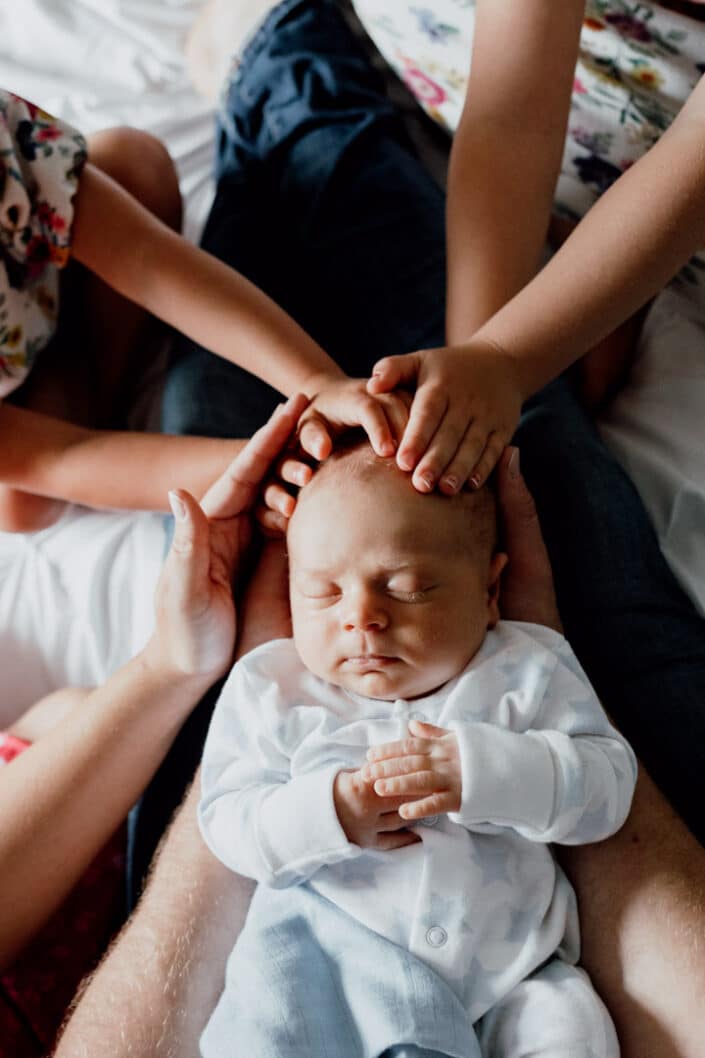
xmin=333 ymin=767 xmax=421 ymax=850
xmin=362 ymin=720 xmax=461 ymax=821
xmin=366 ymin=340 xmax=524 ymax=493
xmin=298 ymin=375 xmax=410 ymax=462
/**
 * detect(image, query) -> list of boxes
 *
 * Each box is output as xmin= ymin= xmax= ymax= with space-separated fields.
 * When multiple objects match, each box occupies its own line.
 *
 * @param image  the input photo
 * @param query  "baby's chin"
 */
xmin=326 ymin=666 xmax=440 ymax=702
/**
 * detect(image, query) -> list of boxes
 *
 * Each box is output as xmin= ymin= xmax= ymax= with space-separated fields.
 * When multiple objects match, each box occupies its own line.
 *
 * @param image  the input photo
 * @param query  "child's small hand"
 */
xmin=333 ymin=767 xmax=422 ymax=850
xmin=362 ymin=720 xmax=461 ymax=821
xmin=366 ymin=340 xmax=524 ymax=494
xmin=298 ymin=375 xmax=410 ymax=462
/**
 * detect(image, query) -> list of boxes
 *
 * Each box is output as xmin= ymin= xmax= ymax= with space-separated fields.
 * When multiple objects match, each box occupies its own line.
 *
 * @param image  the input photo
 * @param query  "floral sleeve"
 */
xmin=0 ymin=90 xmax=87 ymax=399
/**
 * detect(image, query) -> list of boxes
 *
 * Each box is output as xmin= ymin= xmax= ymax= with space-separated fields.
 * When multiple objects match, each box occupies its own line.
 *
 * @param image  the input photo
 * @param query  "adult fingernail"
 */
xmin=168 ymin=491 xmax=187 ymax=521
xmin=508 ymin=448 xmax=521 ymax=479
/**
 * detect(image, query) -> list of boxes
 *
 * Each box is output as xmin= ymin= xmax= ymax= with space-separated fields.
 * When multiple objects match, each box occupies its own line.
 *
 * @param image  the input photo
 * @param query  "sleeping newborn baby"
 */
xmin=198 ymin=436 xmax=636 ymax=1058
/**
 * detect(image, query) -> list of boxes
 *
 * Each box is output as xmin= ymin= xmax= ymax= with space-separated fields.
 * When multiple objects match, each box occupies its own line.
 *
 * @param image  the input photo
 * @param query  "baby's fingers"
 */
xmin=367 ymin=737 xmax=432 ymax=763
xmin=400 ymin=792 xmax=453 ymax=821
xmin=367 ymin=352 xmax=421 ymax=395
xmin=362 ymin=754 xmax=430 ymax=783
xmin=375 ymin=830 xmax=422 ymax=851
xmin=374 ymin=771 xmax=439 ymax=798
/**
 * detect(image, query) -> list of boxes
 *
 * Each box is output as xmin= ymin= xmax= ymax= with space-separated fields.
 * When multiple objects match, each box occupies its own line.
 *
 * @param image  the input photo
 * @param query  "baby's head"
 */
xmin=287 ymin=435 xmax=507 ymax=701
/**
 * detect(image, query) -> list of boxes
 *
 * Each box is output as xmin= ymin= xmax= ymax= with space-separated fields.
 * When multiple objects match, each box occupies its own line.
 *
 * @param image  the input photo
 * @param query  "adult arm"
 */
xmin=497 ymin=450 xmax=705 ymax=1058
xmin=0 ymin=396 xmax=306 ymax=969
xmin=55 ymin=542 xmax=293 ymax=1058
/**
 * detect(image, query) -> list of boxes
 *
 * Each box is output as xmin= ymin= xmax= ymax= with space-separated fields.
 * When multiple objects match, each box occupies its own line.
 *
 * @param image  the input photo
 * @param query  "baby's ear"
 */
xmin=486 ymin=552 xmax=508 ymax=629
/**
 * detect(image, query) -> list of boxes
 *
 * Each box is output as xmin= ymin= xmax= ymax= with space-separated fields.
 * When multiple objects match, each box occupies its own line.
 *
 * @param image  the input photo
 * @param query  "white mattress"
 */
xmin=0 ymin=0 xmax=702 ymax=726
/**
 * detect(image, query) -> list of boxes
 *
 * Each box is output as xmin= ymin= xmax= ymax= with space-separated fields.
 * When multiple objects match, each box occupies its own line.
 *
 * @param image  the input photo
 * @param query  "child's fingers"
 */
xmin=378 ymin=391 xmax=411 ymax=445
xmin=366 ymin=352 xmax=420 ymax=395
xmin=409 ymin=408 xmax=470 ymax=493
xmin=466 ymin=432 xmax=507 ymax=491
xmin=355 ymin=397 xmax=396 ymax=458
xmin=298 ymin=415 xmax=333 ymax=462
xmin=396 ymin=386 xmax=449 ymax=478
xmin=436 ymin=423 xmax=490 ymax=494
xmin=374 ymin=771 xmax=440 ymax=798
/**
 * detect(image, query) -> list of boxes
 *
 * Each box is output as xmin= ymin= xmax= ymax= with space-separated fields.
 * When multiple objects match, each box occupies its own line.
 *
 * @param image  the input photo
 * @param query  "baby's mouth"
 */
xmin=343 ymin=655 xmax=398 ymax=672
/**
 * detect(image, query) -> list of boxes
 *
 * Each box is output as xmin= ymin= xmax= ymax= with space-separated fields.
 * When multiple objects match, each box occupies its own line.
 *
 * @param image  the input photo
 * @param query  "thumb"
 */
xmin=496 ymin=447 xmax=543 ymax=546
xmin=367 ymin=353 xmax=420 ymax=395
xmin=163 ymin=489 xmax=211 ymax=609
xmin=409 ymin=719 xmax=448 ymax=739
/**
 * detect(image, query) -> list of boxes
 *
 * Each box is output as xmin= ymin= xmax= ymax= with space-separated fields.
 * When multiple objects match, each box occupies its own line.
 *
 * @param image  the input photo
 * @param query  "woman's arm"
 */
xmin=446 ymin=0 xmax=584 ymax=341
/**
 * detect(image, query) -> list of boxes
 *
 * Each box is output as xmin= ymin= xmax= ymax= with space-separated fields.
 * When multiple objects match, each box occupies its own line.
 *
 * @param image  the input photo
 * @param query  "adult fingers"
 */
xmin=278 ymin=455 xmax=313 ymax=488
xmin=495 ymin=446 xmax=562 ymax=631
xmin=160 ymin=489 xmax=211 ymax=611
xmin=254 ymin=504 xmax=288 ymax=538
xmin=366 ymin=352 xmax=421 ymax=395
xmin=201 ymin=393 xmax=308 ymax=519
xmin=262 ymin=480 xmax=296 ymax=519
xmin=408 ymin=719 xmax=450 ymax=739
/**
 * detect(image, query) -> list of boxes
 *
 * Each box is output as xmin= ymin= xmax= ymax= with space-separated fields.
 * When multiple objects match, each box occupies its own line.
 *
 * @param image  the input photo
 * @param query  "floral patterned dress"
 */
xmin=0 ymin=91 xmax=86 ymax=400
xmin=352 ymin=0 xmax=705 ymax=290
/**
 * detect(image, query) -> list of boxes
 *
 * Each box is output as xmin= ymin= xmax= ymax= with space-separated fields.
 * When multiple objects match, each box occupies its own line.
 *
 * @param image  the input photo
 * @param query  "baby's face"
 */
xmin=288 ymin=452 xmax=505 ymax=701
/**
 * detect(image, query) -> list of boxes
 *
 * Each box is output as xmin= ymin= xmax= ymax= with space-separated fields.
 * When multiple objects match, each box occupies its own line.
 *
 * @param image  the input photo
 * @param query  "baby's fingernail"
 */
xmin=168 ymin=491 xmax=187 ymax=521
xmin=508 ymin=447 xmax=520 ymax=479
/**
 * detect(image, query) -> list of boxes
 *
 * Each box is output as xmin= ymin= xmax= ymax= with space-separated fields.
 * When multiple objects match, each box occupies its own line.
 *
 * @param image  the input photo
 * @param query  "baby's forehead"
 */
xmin=288 ymin=444 xmax=497 ymax=560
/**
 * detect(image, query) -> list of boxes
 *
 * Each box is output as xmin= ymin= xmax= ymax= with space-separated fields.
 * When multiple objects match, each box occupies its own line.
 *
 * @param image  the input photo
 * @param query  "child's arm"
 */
xmin=0 ymin=401 xmax=243 ymax=515
xmin=370 ymin=7 xmax=705 ymax=492
xmin=71 ymin=164 xmax=399 ymax=459
xmin=365 ymin=654 xmax=637 ymax=845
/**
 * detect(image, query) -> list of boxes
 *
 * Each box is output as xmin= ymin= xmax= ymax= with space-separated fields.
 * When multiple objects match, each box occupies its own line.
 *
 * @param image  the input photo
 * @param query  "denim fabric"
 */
xmin=135 ymin=0 xmax=705 ymax=907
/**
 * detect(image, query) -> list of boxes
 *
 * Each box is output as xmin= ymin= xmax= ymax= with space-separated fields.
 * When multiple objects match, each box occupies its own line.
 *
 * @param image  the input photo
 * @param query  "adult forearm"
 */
xmin=560 ymin=769 xmax=705 ymax=1058
xmin=0 ymin=654 xmax=211 ymax=968
xmin=0 ymin=402 xmax=242 ymax=511
xmin=476 ymin=109 xmax=705 ymax=397
xmin=55 ymin=778 xmax=253 ymax=1058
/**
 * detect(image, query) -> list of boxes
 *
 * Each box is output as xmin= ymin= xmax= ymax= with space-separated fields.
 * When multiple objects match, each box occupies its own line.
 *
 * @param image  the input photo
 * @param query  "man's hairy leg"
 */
xmin=55 ymin=543 xmax=290 ymax=1057
xmin=560 ymin=768 xmax=705 ymax=1058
